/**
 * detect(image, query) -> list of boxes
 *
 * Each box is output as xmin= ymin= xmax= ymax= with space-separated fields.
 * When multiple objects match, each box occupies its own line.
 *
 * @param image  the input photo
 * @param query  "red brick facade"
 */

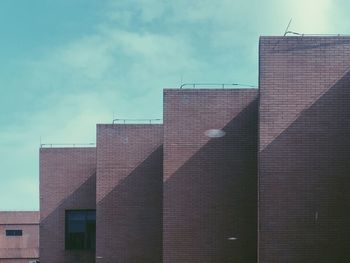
xmin=259 ymin=36 xmax=350 ymax=263
xmin=40 ymin=147 xmax=96 ymax=263
xmin=163 ymin=89 xmax=258 ymax=262
xmin=96 ymin=124 xmax=163 ymax=263
xmin=38 ymin=36 xmax=350 ymax=263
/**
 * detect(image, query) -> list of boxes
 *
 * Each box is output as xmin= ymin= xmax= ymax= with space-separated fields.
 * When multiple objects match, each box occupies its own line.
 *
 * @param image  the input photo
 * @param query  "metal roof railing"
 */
xmin=179 ymin=83 xmax=257 ymax=89
xmin=282 ymin=19 xmax=349 ymax=37
xmin=40 ymin=143 xmax=95 ymax=148
xmin=112 ymin=118 xmax=162 ymax=124
xmin=284 ymin=31 xmax=349 ymax=37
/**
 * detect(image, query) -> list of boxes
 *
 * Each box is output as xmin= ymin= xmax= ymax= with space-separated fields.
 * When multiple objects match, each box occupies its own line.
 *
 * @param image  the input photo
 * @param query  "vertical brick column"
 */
xmin=96 ymin=124 xmax=163 ymax=263
xmin=163 ymin=89 xmax=258 ymax=263
xmin=259 ymin=36 xmax=350 ymax=263
xmin=40 ymin=147 xmax=96 ymax=263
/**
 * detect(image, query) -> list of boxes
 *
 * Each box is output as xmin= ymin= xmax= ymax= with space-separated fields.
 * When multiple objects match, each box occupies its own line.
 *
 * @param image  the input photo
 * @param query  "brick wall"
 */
xmin=163 ymin=89 xmax=258 ymax=263
xmin=96 ymin=124 xmax=163 ymax=263
xmin=259 ymin=36 xmax=350 ymax=262
xmin=40 ymin=147 xmax=96 ymax=263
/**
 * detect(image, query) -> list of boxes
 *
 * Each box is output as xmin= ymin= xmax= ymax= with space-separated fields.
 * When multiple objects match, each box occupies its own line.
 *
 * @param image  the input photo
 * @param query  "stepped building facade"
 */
xmin=39 ymin=36 xmax=350 ymax=263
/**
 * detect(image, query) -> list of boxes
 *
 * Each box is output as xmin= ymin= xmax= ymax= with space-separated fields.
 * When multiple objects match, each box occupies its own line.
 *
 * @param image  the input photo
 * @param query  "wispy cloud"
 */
xmin=0 ymin=0 xmax=347 ymax=210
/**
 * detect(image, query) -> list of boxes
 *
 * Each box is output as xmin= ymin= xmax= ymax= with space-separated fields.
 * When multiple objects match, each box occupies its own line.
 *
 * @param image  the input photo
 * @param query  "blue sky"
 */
xmin=0 ymin=0 xmax=347 ymax=210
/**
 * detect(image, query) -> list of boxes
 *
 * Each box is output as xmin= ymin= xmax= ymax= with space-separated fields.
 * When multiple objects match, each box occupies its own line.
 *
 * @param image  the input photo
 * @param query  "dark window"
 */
xmin=65 ymin=210 xmax=96 ymax=250
xmin=6 ymin=230 xmax=23 ymax=236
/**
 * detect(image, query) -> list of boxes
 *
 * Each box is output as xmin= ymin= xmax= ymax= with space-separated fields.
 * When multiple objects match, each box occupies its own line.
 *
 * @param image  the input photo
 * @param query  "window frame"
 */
xmin=5 ymin=229 xmax=23 ymax=236
xmin=65 ymin=209 xmax=96 ymax=251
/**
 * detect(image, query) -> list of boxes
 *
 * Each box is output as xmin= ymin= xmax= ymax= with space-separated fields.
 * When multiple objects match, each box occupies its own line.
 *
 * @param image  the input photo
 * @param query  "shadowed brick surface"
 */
xmin=40 ymin=147 xmax=96 ymax=263
xmin=259 ymin=36 xmax=350 ymax=263
xmin=163 ymin=89 xmax=258 ymax=263
xmin=96 ymin=124 xmax=163 ymax=263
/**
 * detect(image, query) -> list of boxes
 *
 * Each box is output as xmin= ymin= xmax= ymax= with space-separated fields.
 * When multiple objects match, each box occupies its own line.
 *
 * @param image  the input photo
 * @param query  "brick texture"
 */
xmin=259 ymin=36 xmax=350 ymax=262
xmin=163 ymin=89 xmax=258 ymax=263
xmin=40 ymin=147 xmax=96 ymax=263
xmin=96 ymin=124 xmax=163 ymax=263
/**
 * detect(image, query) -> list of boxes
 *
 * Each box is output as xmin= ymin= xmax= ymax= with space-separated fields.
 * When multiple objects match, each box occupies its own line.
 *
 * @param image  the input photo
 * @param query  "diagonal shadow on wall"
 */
xmin=259 ymin=70 xmax=350 ymax=263
xmin=40 ymin=173 xmax=96 ymax=263
xmin=163 ymin=98 xmax=258 ymax=263
xmin=96 ymin=146 xmax=163 ymax=263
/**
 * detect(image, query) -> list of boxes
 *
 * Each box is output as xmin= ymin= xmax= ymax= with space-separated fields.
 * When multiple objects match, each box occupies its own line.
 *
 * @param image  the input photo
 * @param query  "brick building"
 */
xmin=40 ymin=147 xmax=96 ymax=263
xmin=163 ymin=89 xmax=258 ymax=263
xmin=259 ymin=36 xmax=350 ymax=263
xmin=96 ymin=124 xmax=163 ymax=262
xmin=0 ymin=211 xmax=39 ymax=263
xmin=38 ymin=36 xmax=350 ymax=263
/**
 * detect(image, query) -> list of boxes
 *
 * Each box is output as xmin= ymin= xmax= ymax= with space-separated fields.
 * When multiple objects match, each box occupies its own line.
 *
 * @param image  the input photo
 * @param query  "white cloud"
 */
xmin=2 ymin=0 xmax=346 ymax=210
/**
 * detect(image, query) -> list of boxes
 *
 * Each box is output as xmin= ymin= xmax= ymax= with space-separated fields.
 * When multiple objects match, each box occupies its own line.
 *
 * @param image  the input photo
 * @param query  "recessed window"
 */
xmin=6 ymin=230 xmax=23 ymax=236
xmin=65 ymin=210 xmax=96 ymax=250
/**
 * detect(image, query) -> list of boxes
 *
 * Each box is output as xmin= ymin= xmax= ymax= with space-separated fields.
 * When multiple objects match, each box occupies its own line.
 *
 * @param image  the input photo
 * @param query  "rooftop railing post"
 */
xmin=179 ymin=83 xmax=257 ymax=89
xmin=112 ymin=118 xmax=163 ymax=124
xmin=40 ymin=143 xmax=96 ymax=148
